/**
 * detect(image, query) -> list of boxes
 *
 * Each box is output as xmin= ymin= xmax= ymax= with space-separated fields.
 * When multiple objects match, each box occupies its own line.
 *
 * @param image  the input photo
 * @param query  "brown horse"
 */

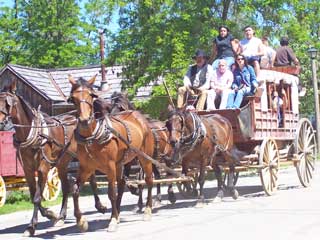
xmin=0 ymin=80 xmax=107 ymax=237
xmin=68 ymin=75 xmax=155 ymax=232
xmin=101 ymin=92 xmax=176 ymax=208
xmin=166 ymin=107 xmax=241 ymax=205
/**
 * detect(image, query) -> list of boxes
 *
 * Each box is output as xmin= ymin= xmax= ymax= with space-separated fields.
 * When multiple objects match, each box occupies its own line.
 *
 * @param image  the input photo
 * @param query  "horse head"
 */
xmin=0 ymin=80 xmax=18 ymax=131
xmin=68 ymin=74 xmax=98 ymax=127
xmin=110 ymin=91 xmax=135 ymax=114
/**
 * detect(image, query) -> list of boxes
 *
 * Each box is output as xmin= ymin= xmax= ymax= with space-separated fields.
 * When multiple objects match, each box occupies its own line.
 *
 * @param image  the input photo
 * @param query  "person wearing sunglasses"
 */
xmin=226 ymin=54 xmax=258 ymax=109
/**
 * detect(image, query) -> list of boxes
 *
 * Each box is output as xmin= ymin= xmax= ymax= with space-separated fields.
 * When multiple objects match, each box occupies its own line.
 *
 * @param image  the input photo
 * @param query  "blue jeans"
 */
xmin=212 ymin=57 xmax=235 ymax=70
xmin=226 ymin=86 xmax=251 ymax=109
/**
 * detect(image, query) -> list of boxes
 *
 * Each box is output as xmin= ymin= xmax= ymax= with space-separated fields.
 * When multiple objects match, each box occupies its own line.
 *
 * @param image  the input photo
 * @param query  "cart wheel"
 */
xmin=43 ymin=167 xmax=61 ymax=201
xmin=259 ymin=138 xmax=280 ymax=196
xmin=177 ymin=173 xmax=198 ymax=198
xmin=0 ymin=176 xmax=6 ymax=207
xmin=295 ymin=118 xmax=316 ymax=187
xmin=222 ymin=171 xmax=239 ymax=188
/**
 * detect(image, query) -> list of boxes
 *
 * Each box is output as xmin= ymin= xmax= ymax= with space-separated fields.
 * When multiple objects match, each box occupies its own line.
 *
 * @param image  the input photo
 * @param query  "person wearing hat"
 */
xmin=238 ymin=25 xmax=265 ymax=78
xmin=274 ymin=37 xmax=299 ymax=66
xmin=210 ymin=26 xmax=238 ymax=70
xmin=177 ymin=49 xmax=213 ymax=110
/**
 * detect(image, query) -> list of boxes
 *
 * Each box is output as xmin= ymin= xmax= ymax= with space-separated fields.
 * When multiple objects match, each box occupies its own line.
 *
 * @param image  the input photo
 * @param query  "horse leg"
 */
xmin=167 ymin=183 xmax=176 ymax=204
xmin=213 ymin=165 xmax=224 ymax=203
xmin=115 ymin=164 xmax=126 ymax=217
xmin=89 ymin=174 xmax=107 ymax=214
xmin=140 ymin=159 xmax=153 ymax=221
xmin=227 ymin=165 xmax=239 ymax=200
xmin=24 ymin=170 xmax=57 ymax=236
xmin=107 ymin=162 xmax=119 ymax=232
xmin=195 ymin=164 xmax=205 ymax=208
xmin=72 ymin=169 xmax=92 ymax=232
xmin=152 ymin=165 xmax=161 ymax=207
xmin=54 ymin=168 xmax=69 ymax=227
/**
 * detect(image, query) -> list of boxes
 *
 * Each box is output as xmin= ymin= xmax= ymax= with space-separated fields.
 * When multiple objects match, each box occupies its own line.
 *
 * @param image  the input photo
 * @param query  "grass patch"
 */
xmin=0 ymin=190 xmax=63 ymax=215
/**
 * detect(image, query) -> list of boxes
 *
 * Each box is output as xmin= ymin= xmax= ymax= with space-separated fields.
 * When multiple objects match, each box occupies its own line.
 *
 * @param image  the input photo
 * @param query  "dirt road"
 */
xmin=1 ymin=164 xmax=320 ymax=240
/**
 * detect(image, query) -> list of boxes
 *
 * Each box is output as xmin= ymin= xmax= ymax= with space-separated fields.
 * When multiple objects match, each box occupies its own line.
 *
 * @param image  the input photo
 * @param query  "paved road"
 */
xmin=1 ymin=164 xmax=320 ymax=240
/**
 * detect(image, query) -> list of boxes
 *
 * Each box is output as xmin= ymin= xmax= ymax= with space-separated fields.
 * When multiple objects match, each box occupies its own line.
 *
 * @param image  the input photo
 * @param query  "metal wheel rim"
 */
xmin=43 ymin=167 xmax=61 ymax=201
xmin=0 ymin=176 xmax=6 ymax=207
xmin=259 ymin=138 xmax=279 ymax=196
xmin=295 ymin=119 xmax=316 ymax=187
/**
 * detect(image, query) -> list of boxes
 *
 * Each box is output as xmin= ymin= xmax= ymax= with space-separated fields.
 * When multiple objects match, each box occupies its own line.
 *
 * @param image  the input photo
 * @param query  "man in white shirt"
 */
xmin=238 ymin=26 xmax=265 ymax=77
xmin=206 ymin=59 xmax=233 ymax=110
xmin=177 ymin=49 xmax=213 ymax=110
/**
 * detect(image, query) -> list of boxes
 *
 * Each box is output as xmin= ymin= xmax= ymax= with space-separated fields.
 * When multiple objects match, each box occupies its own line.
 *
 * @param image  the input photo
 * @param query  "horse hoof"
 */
xmin=195 ymin=197 xmax=205 ymax=208
xmin=212 ymin=196 xmax=222 ymax=203
xmin=77 ymin=216 xmax=88 ymax=232
xmin=23 ymin=227 xmax=35 ymax=237
xmin=107 ymin=218 xmax=118 ymax=232
xmin=143 ymin=207 xmax=152 ymax=221
xmin=231 ymin=189 xmax=239 ymax=200
xmin=47 ymin=209 xmax=59 ymax=221
xmin=168 ymin=191 xmax=176 ymax=204
xmin=54 ymin=219 xmax=65 ymax=227
xmin=96 ymin=204 xmax=107 ymax=214
xmin=153 ymin=198 xmax=161 ymax=208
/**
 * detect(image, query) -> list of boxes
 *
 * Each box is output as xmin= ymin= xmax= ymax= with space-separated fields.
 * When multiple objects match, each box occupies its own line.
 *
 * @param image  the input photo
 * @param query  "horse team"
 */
xmin=0 ymin=75 xmax=243 ymax=236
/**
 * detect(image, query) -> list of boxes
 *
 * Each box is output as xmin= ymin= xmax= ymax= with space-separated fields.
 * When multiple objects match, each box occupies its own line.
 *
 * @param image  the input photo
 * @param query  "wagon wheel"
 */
xmin=176 ymin=173 xmax=198 ymax=198
xmin=294 ymin=118 xmax=316 ymax=187
xmin=222 ymin=171 xmax=239 ymax=188
xmin=43 ymin=167 xmax=61 ymax=201
xmin=259 ymin=138 xmax=280 ymax=196
xmin=0 ymin=176 xmax=6 ymax=207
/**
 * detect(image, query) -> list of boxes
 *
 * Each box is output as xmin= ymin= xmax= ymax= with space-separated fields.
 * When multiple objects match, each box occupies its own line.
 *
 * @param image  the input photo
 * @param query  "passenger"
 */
xmin=210 ymin=26 xmax=238 ymax=70
xmin=260 ymin=36 xmax=276 ymax=68
xmin=238 ymin=25 xmax=265 ymax=78
xmin=206 ymin=59 xmax=233 ymax=110
xmin=274 ymin=36 xmax=299 ymax=66
xmin=226 ymin=54 xmax=258 ymax=109
xmin=272 ymin=80 xmax=287 ymax=127
xmin=177 ymin=49 xmax=213 ymax=110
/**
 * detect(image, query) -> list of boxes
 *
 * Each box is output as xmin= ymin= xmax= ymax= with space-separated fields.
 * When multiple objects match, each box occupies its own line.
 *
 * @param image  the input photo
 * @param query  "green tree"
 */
xmin=14 ymin=0 xmax=94 ymax=68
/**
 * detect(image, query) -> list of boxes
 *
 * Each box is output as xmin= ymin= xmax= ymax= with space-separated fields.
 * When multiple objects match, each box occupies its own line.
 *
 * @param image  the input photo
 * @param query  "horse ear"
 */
xmin=88 ymin=74 xmax=97 ymax=86
xmin=68 ymin=74 xmax=77 ymax=85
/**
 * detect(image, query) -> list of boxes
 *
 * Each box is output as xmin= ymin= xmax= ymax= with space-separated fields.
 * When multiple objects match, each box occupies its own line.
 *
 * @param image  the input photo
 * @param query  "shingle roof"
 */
xmin=1 ymin=64 xmax=152 ymax=102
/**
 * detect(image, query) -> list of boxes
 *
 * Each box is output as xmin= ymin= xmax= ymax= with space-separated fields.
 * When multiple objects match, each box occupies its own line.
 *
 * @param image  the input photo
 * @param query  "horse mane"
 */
xmin=17 ymin=95 xmax=43 ymax=120
xmin=111 ymin=91 xmax=135 ymax=111
xmin=70 ymin=77 xmax=95 ymax=93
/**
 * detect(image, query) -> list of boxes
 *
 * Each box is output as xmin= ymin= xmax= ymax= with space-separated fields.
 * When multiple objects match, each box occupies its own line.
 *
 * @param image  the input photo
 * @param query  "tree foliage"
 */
xmin=0 ymin=0 xmax=319 ymax=116
xmin=107 ymin=0 xmax=320 ymax=116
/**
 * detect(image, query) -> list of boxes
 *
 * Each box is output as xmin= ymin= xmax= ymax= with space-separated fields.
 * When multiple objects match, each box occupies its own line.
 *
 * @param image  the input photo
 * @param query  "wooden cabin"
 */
xmin=0 ymin=64 xmax=154 ymax=116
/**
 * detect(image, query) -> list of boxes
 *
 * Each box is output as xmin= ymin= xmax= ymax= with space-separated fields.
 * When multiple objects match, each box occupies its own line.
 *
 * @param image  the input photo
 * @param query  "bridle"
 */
xmin=69 ymin=88 xmax=96 ymax=124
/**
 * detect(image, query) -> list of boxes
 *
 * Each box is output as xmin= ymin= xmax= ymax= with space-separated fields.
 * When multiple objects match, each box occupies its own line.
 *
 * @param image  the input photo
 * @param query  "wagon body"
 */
xmin=196 ymin=69 xmax=316 ymax=195
xmin=0 ymin=131 xmax=23 ymax=178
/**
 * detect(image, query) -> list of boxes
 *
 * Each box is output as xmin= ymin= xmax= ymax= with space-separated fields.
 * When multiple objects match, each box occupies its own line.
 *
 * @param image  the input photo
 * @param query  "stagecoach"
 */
xmin=0 ymin=131 xmax=61 ymax=208
xmin=194 ymin=67 xmax=316 ymax=195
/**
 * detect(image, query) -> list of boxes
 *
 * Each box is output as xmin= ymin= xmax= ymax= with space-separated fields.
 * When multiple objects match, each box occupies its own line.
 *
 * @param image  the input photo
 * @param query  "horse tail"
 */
xmin=229 ymin=146 xmax=247 ymax=163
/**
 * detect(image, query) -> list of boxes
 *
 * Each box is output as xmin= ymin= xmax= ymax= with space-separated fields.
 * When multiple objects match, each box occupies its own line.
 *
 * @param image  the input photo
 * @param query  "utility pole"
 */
xmin=308 ymin=47 xmax=320 ymax=152
xmin=99 ymin=29 xmax=109 ymax=91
